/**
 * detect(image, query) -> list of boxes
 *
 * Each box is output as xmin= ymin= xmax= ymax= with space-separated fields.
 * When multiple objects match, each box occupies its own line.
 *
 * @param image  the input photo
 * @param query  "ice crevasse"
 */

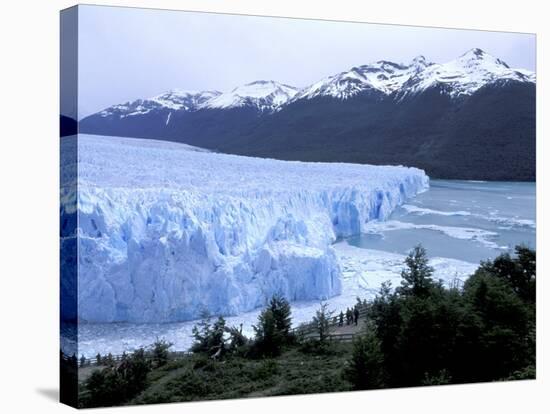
xmin=61 ymin=134 xmax=429 ymax=323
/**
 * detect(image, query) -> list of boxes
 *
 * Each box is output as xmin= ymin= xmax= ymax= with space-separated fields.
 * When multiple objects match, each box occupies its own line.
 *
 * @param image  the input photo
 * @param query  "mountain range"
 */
xmin=79 ymin=48 xmax=536 ymax=181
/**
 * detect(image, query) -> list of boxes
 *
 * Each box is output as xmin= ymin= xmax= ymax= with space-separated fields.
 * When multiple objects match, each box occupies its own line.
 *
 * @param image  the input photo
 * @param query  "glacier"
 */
xmin=61 ymin=134 xmax=428 ymax=323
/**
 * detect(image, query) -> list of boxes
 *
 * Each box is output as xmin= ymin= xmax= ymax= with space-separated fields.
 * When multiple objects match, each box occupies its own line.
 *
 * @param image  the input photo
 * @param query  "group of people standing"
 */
xmin=338 ymin=306 xmax=360 ymax=326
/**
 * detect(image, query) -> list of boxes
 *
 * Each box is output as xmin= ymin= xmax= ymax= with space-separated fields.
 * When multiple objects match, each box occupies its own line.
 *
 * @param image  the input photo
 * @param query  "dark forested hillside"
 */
xmin=80 ymin=80 xmax=535 ymax=181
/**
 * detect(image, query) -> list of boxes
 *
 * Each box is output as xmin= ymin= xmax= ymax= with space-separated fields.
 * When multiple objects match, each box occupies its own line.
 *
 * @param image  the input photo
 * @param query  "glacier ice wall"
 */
xmin=62 ymin=135 xmax=428 ymax=323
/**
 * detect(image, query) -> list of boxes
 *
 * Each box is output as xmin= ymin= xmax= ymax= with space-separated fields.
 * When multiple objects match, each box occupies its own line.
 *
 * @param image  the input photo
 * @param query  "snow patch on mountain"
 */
xmin=99 ymin=90 xmax=221 ymax=118
xmin=64 ymin=134 xmax=428 ymax=323
xmin=150 ymin=89 xmax=221 ymax=111
xmin=203 ymin=80 xmax=299 ymax=111
xmin=401 ymin=48 xmax=536 ymax=98
xmin=294 ymin=56 xmax=434 ymax=100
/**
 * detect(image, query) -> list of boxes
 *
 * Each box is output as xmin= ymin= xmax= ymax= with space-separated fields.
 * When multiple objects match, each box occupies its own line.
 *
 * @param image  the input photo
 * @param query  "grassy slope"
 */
xmin=129 ymin=344 xmax=353 ymax=405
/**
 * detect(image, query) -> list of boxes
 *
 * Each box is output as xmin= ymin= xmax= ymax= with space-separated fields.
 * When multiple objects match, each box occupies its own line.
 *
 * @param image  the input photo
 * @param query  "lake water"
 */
xmin=73 ymin=179 xmax=536 ymax=357
xmin=348 ymin=180 xmax=535 ymax=263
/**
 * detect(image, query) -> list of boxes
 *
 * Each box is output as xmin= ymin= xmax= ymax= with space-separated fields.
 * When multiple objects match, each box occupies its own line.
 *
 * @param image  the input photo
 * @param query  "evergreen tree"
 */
xmin=253 ymin=307 xmax=281 ymax=356
xmin=226 ymin=324 xmax=248 ymax=353
xmin=398 ymin=244 xmax=435 ymax=297
xmin=211 ymin=316 xmax=227 ymax=356
xmin=312 ymin=301 xmax=334 ymax=345
xmin=253 ymin=294 xmax=294 ymax=356
xmin=369 ymin=281 xmax=402 ymax=382
xmin=480 ymin=245 xmax=536 ymax=304
xmin=345 ymin=323 xmax=385 ymax=389
xmin=461 ymin=270 xmax=532 ymax=380
xmin=395 ymin=290 xmax=451 ymax=385
xmin=118 ymin=348 xmax=151 ymax=398
xmin=191 ymin=312 xmax=227 ymax=357
xmin=85 ymin=367 xmax=125 ymax=407
xmin=269 ymin=294 xmax=293 ymax=341
xmin=84 ymin=348 xmax=151 ymax=407
xmin=191 ymin=310 xmax=213 ymax=354
xmin=151 ymin=338 xmax=172 ymax=367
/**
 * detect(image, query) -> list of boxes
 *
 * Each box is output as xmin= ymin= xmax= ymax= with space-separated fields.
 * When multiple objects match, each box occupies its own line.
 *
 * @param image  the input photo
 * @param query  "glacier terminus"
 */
xmin=61 ymin=134 xmax=428 ymax=323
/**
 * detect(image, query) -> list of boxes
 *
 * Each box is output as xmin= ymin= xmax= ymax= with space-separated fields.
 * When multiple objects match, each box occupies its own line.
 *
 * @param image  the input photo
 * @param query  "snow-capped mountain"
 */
xmin=294 ymin=55 xmax=434 ymax=100
xmin=91 ymin=48 xmax=534 ymax=118
xmin=295 ymin=49 xmax=534 ymax=100
xmin=80 ymin=48 xmax=535 ymax=181
xmin=400 ymin=48 xmax=536 ymax=98
xmin=96 ymin=81 xmax=298 ymax=120
xmin=203 ymin=80 xmax=299 ymax=111
xmin=150 ymin=89 xmax=221 ymax=110
xmin=98 ymin=90 xmax=221 ymax=118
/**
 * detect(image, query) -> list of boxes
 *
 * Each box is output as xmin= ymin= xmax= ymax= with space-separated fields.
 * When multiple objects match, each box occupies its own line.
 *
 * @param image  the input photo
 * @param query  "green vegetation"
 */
xmin=345 ymin=323 xmax=385 ymax=389
xmin=251 ymin=293 xmax=295 ymax=357
xmin=152 ymin=338 xmax=173 ymax=367
xmin=352 ymin=244 xmax=535 ymax=388
xmin=79 ymin=348 xmax=151 ymax=407
xmin=76 ymin=245 xmax=535 ymax=407
xmin=190 ymin=312 xmax=227 ymax=357
xmin=131 ymin=345 xmax=353 ymax=404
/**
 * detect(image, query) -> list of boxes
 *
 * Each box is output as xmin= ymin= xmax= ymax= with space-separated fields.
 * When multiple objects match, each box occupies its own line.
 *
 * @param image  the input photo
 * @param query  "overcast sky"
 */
xmin=76 ymin=5 xmax=536 ymax=119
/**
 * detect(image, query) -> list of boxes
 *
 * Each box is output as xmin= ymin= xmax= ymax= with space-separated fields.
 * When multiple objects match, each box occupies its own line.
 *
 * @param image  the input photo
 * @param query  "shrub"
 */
xmin=191 ymin=312 xmax=227 ymax=357
xmin=312 ymin=301 xmax=334 ymax=345
xmin=82 ymin=348 xmax=151 ymax=408
xmin=151 ymin=338 xmax=173 ymax=367
xmin=345 ymin=325 xmax=385 ymax=390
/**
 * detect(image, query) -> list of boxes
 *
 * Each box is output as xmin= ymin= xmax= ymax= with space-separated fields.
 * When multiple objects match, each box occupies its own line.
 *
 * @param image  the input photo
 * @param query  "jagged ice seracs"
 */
xmin=61 ymin=134 xmax=428 ymax=323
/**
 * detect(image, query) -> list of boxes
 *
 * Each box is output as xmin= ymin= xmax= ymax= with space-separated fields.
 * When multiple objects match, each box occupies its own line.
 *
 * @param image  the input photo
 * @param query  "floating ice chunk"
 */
xmin=401 ymin=204 xmax=471 ymax=217
xmin=364 ymin=220 xmax=499 ymax=249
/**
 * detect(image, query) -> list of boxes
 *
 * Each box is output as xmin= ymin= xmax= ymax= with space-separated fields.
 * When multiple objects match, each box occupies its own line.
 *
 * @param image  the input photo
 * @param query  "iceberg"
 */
xmin=61 ymin=134 xmax=428 ymax=323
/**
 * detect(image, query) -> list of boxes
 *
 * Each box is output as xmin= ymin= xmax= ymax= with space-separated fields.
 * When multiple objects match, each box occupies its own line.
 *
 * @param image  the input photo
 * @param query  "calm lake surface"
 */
xmin=73 ymin=179 xmax=536 ymax=357
xmin=348 ymin=180 xmax=536 ymax=263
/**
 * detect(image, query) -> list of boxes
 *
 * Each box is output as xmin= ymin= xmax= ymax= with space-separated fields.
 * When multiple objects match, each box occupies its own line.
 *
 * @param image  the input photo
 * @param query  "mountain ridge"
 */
xmin=90 ymin=48 xmax=535 ymax=116
xmin=79 ymin=48 xmax=536 ymax=181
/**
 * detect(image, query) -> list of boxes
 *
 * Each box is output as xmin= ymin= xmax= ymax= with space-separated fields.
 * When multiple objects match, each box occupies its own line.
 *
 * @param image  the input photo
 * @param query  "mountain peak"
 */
xmin=412 ymin=55 xmax=427 ymax=63
xmin=162 ymin=88 xmax=199 ymax=96
xmin=457 ymin=48 xmax=509 ymax=67
xmin=165 ymin=88 xmax=221 ymax=96
xmin=409 ymin=55 xmax=433 ymax=71
xmin=236 ymin=80 xmax=297 ymax=95
xmin=400 ymin=47 xmax=529 ymax=98
xmin=462 ymin=47 xmax=486 ymax=58
xmin=245 ymin=80 xmax=279 ymax=86
xmin=454 ymin=48 xmax=511 ymax=70
xmin=150 ymin=89 xmax=221 ymax=111
xmin=205 ymin=80 xmax=299 ymax=111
